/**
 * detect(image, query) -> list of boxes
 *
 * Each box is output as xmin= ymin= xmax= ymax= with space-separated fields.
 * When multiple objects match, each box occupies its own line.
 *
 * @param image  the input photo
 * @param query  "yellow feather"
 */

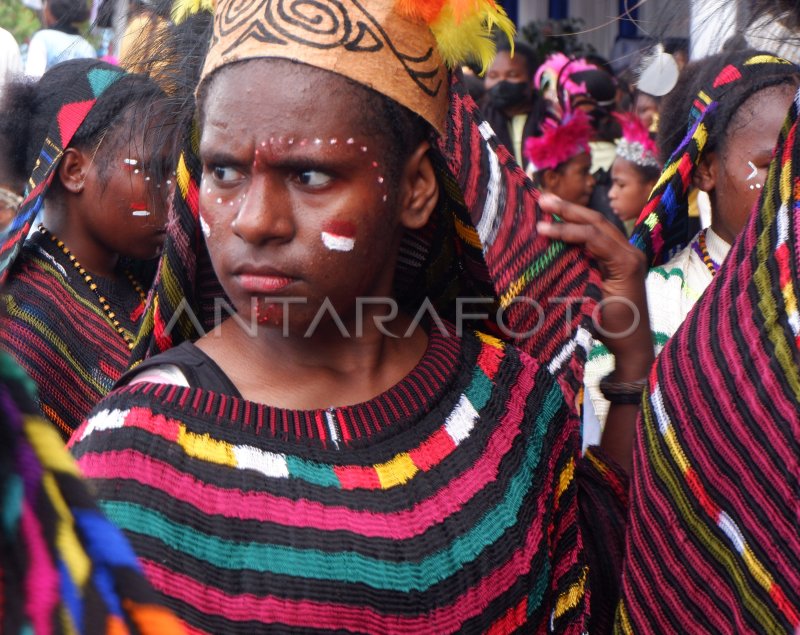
xmin=172 ymin=0 xmax=214 ymax=24
xmin=430 ymin=3 xmax=515 ymax=73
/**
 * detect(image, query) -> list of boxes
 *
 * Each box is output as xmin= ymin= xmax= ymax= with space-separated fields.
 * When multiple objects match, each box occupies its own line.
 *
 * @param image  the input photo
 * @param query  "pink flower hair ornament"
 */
xmin=524 ymin=110 xmax=594 ymax=172
xmin=613 ymin=112 xmax=661 ymax=168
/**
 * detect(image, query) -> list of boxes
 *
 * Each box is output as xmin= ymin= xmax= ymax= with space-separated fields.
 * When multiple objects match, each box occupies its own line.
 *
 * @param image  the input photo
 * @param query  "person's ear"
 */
xmin=694 ymin=152 xmax=717 ymax=193
xmin=398 ymin=141 xmax=439 ymax=230
xmin=57 ymin=148 xmax=89 ymax=194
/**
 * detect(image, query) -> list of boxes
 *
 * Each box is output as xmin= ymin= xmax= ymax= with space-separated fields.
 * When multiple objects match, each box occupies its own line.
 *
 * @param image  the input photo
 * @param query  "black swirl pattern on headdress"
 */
xmin=213 ymin=0 xmax=442 ymax=96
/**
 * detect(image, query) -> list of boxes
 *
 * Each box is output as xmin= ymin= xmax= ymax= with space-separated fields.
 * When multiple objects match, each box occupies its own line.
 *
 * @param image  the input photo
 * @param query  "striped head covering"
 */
xmin=629 ymin=51 xmax=797 ymax=267
xmin=616 ymin=86 xmax=800 ymax=632
xmin=0 ymin=61 xmax=126 ymax=285
xmin=130 ymin=7 xmax=603 ymax=401
xmin=0 ymin=352 xmax=185 ymax=633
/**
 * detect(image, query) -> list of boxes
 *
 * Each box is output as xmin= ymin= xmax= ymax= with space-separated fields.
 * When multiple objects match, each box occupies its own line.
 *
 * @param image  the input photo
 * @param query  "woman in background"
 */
xmin=24 ymin=0 xmax=96 ymax=78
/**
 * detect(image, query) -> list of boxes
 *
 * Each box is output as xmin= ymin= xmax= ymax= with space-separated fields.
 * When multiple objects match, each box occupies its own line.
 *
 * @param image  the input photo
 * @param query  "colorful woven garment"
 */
xmin=615 ymin=88 xmax=800 ymax=633
xmin=628 ymin=52 xmax=795 ymax=266
xmin=72 ymin=326 xmax=627 ymax=634
xmin=0 ymin=231 xmax=145 ymax=438
xmin=0 ymin=352 xmax=185 ymax=634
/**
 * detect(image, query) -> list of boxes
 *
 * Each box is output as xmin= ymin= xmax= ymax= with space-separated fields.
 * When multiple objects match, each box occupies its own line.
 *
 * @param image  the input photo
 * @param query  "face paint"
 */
xmin=321 ymin=220 xmax=357 ymax=252
xmin=200 ymin=214 xmax=211 ymax=238
xmin=746 ymin=160 xmax=758 ymax=181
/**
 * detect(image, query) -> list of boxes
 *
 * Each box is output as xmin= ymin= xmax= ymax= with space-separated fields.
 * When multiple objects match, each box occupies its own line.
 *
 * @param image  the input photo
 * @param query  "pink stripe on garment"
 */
xmin=75 ymin=355 xmax=537 ymax=541
xmin=21 ymin=502 xmax=60 ymax=635
xmin=141 ymin=508 xmax=545 ymax=635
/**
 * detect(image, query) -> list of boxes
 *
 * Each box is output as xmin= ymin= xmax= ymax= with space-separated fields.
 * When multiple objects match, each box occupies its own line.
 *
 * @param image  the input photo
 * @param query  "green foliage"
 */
xmin=0 ymin=0 xmax=40 ymax=44
xmin=520 ymin=18 xmax=597 ymax=60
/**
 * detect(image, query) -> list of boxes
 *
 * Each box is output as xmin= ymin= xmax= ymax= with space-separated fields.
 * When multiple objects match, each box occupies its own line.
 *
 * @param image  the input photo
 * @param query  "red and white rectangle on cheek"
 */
xmin=321 ymin=220 xmax=357 ymax=252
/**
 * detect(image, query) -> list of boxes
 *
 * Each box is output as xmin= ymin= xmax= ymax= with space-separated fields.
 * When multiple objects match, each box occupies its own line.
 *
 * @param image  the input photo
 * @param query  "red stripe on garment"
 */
xmin=74 ymin=356 xmax=536 ymax=539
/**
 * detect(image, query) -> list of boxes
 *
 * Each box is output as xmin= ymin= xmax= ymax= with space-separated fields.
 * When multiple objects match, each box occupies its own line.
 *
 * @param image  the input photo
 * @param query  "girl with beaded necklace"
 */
xmin=0 ymin=58 xmax=174 ymax=438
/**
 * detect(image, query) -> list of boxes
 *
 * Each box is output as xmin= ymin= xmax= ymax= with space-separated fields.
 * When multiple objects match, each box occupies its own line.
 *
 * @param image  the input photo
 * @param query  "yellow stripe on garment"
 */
xmin=554 ymin=566 xmax=587 ymax=619
xmin=177 ymin=426 xmax=237 ymax=466
xmin=24 ymin=416 xmax=80 ymax=477
xmin=555 ymin=458 xmax=575 ymax=501
xmin=615 ymin=601 xmax=633 ymax=634
xmin=745 ymin=54 xmax=791 ymax=65
xmin=742 ymin=546 xmax=775 ymax=592
xmin=475 ymin=331 xmax=505 ymax=349
xmin=176 ymin=152 xmax=191 ymax=199
xmin=42 ymin=473 xmax=90 ymax=588
xmin=662 ymin=426 xmax=690 ymax=473
xmin=453 ymin=214 xmax=482 ymax=249
xmin=375 ymin=453 xmax=418 ymax=489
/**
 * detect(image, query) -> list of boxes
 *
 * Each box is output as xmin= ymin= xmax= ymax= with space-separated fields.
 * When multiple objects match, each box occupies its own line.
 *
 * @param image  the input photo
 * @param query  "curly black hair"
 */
xmin=657 ymin=50 xmax=800 ymax=165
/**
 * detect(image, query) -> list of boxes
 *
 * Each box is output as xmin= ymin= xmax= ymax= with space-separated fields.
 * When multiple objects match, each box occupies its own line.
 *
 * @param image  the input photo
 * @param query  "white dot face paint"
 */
xmin=321 ymin=231 xmax=355 ymax=252
xmin=200 ymin=214 xmax=211 ymax=238
xmin=132 ymin=210 xmax=151 ymax=217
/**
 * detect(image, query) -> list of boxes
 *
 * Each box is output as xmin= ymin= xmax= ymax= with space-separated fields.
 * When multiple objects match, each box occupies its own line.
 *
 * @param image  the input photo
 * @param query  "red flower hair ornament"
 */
xmin=524 ymin=110 xmax=593 ymax=172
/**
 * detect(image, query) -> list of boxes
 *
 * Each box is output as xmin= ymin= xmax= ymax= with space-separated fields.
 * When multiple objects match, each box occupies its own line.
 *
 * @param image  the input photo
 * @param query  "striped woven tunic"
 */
xmin=70 ymin=327 xmax=627 ymax=634
xmin=0 ymin=233 xmax=145 ymax=438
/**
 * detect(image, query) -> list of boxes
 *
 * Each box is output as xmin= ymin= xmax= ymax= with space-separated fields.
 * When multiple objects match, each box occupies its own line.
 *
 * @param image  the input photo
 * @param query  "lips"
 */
xmin=237 ymin=272 xmax=296 ymax=293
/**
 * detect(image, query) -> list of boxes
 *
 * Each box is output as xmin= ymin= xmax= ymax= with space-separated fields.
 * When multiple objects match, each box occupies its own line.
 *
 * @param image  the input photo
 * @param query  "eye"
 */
xmin=297 ymin=169 xmax=332 ymax=187
xmin=211 ymin=166 xmax=244 ymax=182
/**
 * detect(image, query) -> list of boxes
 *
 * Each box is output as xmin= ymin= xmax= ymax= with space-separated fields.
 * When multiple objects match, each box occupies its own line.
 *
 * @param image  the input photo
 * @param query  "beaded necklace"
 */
xmin=692 ymin=229 xmax=720 ymax=277
xmin=38 ymin=225 xmax=145 ymax=350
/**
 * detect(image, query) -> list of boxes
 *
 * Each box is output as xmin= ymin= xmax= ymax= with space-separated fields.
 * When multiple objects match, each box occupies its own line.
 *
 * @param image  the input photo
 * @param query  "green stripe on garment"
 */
xmin=465 ymin=368 xmax=494 ymax=411
xmin=98 ymin=382 xmax=564 ymax=594
xmin=285 ymin=456 xmax=339 ymax=488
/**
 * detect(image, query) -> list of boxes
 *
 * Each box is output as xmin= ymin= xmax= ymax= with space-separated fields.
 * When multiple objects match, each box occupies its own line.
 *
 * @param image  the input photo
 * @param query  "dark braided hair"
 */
xmin=0 ymin=59 xmax=167 ymax=191
xmin=658 ymin=50 xmax=800 ymax=165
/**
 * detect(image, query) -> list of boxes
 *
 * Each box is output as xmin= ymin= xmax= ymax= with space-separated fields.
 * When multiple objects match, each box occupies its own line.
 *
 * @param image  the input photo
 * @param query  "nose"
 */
xmin=232 ymin=175 xmax=295 ymax=245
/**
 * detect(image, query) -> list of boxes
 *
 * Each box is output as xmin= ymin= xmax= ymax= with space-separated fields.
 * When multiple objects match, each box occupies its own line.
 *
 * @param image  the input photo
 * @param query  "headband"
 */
xmin=198 ymin=0 xmax=513 ymax=134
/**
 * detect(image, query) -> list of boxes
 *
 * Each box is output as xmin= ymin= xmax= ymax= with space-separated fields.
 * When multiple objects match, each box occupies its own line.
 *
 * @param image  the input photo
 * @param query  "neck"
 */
xmin=42 ymin=209 xmax=119 ymax=277
xmin=200 ymin=310 xmax=429 ymax=410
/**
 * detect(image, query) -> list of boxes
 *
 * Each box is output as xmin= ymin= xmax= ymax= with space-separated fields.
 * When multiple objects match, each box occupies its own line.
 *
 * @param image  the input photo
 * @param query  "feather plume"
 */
xmin=428 ymin=1 xmax=514 ymax=73
xmin=172 ymin=0 xmax=214 ymax=24
xmin=613 ymin=113 xmax=660 ymax=168
xmin=524 ymin=111 xmax=593 ymax=172
xmin=395 ymin=0 xmax=446 ymax=23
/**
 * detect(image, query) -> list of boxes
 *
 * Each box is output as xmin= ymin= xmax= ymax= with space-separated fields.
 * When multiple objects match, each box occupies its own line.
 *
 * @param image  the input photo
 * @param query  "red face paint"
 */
xmin=321 ymin=220 xmax=357 ymax=238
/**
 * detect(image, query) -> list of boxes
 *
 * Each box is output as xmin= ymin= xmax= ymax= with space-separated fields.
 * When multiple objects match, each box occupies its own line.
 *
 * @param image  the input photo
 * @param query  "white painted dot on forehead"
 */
xmin=378 ymin=176 xmax=384 ymax=184
xmin=288 ymin=138 xmax=295 ymax=145
xmin=206 ymin=188 xmax=212 ymax=194
xmin=145 ymin=176 xmax=151 ymax=181
xmin=261 ymin=141 xmax=267 ymax=147
xmin=330 ymin=138 xmax=338 ymax=145
xmin=361 ymin=146 xmax=368 ymax=153
xmin=216 ymin=197 xmax=223 ymax=204
xmin=347 ymin=138 xmax=355 ymax=144
xmin=382 ymin=194 xmax=388 ymax=202
xmin=314 ymin=138 xmax=322 ymax=145
xmin=133 ymin=169 xmax=141 ymax=175
xmin=123 ymin=158 xmax=138 ymax=165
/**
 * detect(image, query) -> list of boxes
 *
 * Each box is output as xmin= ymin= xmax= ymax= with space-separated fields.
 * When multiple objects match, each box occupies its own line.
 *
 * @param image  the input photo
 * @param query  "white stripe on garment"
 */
xmin=444 ymin=394 xmax=479 ymax=445
xmin=324 ymin=410 xmax=341 ymax=448
xmin=717 ymin=511 xmax=746 ymax=555
xmin=476 ymin=122 xmax=503 ymax=246
xmin=777 ymin=204 xmax=790 ymax=246
xmin=651 ymin=385 xmax=671 ymax=435
xmin=547 ymin=326 xmax=593 ymax=375
xmin=232 ymin=444 xmax=290 ymax=479
xmin=81 ymin=408 xmax=129 ymax=440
